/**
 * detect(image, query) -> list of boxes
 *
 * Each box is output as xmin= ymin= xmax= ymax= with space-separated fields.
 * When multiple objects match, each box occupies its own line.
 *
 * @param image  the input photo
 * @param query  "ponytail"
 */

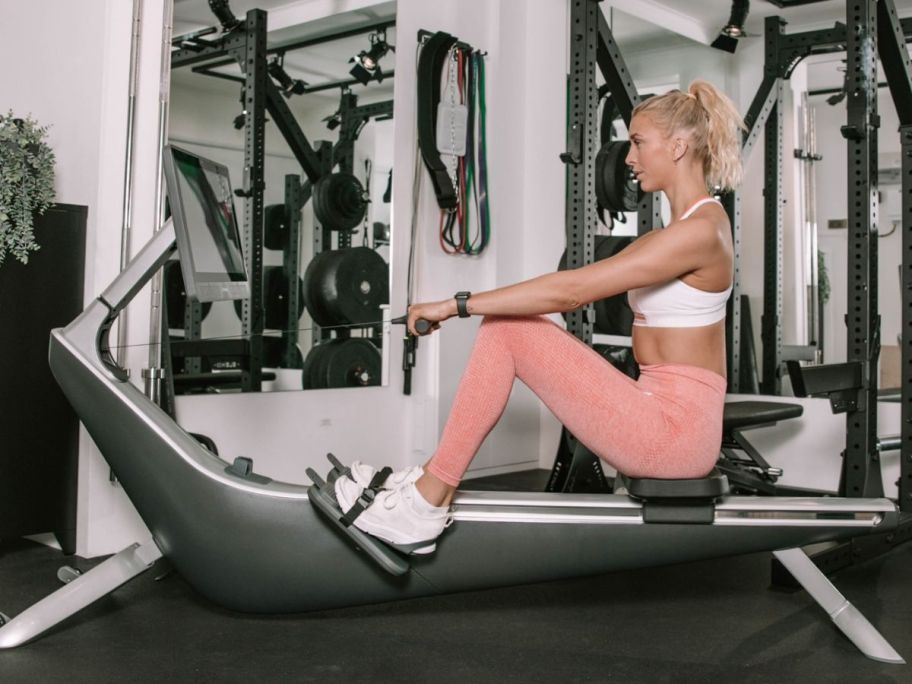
xmin=632 ymin=80 xmax=746 ymax=192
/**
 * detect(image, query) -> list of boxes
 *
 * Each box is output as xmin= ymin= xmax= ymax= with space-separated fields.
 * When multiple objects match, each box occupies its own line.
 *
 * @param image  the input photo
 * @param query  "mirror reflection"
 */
xmin=167 ymin=1 xmax=396 ymax=393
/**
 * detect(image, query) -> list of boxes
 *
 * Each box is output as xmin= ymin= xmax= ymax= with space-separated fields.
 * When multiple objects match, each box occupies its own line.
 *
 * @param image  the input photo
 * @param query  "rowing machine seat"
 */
xmin=617 ymin=468 xmax=729 ymax=524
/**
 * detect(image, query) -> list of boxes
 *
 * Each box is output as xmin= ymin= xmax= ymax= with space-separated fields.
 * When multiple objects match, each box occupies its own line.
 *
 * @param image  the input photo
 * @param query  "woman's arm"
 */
xmin=565 ymin=217 xmax=725 ymax=305
xmin=408 ymin=218 xmax=724 ymax=333
xmin=465 ymin=219 xmax=722 ymax=314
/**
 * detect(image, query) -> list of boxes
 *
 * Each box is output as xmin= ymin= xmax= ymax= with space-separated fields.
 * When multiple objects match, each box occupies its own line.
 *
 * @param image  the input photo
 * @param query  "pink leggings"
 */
xmin=425 ymin=315 xmax=728 ymax=487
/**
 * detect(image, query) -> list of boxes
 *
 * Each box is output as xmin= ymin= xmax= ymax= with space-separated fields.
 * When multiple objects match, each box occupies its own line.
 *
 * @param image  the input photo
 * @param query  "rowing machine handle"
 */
xmin=391 ymin=315 xmax=433 ymax=335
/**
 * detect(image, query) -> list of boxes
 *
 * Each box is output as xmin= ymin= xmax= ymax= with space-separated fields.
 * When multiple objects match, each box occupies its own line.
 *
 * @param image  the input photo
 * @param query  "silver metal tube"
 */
xmin=807 ymin=96 xmax=820 ymax=358
xmin=878 ymin=436 xmax=901 ymax=452
xmin=115 ymin=0 xmax=144 ymax=367
xmin=146 ymin=0 xmax=174 ymax=373
xmin=799 ymin=93 xmax=811 ymax=346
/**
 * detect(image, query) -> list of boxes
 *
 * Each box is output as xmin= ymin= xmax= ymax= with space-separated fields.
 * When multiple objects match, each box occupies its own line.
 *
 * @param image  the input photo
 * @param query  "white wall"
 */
xmin=0 ymin=0 xmax=177 ymax=555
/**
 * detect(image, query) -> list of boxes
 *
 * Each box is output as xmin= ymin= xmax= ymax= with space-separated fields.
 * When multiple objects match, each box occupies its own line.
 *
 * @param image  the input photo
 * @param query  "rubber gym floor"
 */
xmin=1 ymin=470 xmax=910 ymax=684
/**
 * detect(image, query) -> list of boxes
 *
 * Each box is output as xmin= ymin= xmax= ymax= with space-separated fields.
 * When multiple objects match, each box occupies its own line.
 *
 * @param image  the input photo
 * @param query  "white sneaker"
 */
xmin=347 ymin=461 xmax=424 ymax=490
xmin=334 ymin=478 xmax=452 ymax=554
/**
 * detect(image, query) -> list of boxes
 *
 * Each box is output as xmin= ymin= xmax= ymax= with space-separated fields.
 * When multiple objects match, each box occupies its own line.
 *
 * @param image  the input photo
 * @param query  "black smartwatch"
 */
xmin=455 ymin=291 xmax=472 ymax=318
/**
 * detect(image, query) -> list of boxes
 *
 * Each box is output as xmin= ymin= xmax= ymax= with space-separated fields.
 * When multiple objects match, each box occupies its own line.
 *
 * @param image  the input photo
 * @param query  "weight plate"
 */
xmin=596 ymin=140 xmax=641 ymax=213
xmin=262 ymin=334 xmax=304 ymax=369
xmin=557 ymin=236 xmax=634 ymax=336
xmin=313 ymin=173 xmax=367 ymax=231
xmin=301 ymin=341 xmax=334 ymax=389
xmin=303 ymin=250 xmax=344 ymax=327
xmin=263 ymin=266 xmax=306 ymax=330
xmin=264 ymin=204 xmax=288 ymax=251
xmin=303 ymin=247 xmax=389 ymax=327
xmin=163 ymin=260 xmax=211 ymax=330
xmin=333 ymin=247 xmax=389 ymax=325
xmin=323 ymin=338 xmax=381 ymax=388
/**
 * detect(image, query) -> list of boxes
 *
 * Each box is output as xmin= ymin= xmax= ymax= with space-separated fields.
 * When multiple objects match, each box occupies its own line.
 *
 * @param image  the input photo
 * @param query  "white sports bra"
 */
xmin=627 ymin=197 xmax=732 ymax=328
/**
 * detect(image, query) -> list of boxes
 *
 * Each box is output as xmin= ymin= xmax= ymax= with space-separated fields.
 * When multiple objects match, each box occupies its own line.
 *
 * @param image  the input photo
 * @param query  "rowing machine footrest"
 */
xmin=306 ymin=467 xmax=410 ymax=577
xmin=622 ymin=468 xmax=729 ymax=524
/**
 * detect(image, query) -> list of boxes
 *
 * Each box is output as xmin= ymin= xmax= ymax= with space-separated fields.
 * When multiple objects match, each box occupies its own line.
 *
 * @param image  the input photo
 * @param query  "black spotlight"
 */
xmin=350 ymin=30 xmax=394 ymax=85
xmin=711 ymin=0 xmax=749 ymax=53
xmin=232 ymin=88 xmax=246 ymax=129
xmin=323 ymin=112 xmax=342 ymax=130
xmin=268 ymin=55 xmax=307 ymax=97
xmin=827 ymin=64 xmax=849 ymax=106
xmin=208 ymin=0 xmax=241 ymax=31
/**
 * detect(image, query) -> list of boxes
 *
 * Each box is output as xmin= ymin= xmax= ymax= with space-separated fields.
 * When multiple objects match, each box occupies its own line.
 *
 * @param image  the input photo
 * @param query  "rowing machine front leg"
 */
xmin=772 ymin=547 xmax=905 ymax=664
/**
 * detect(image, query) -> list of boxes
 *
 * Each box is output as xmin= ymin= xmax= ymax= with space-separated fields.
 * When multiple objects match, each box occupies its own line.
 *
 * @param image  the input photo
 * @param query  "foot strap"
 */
xmin=306 ymin=467 xmax=410 ymax=576
xmin=341 ymin=466 xmax=393 ymax=527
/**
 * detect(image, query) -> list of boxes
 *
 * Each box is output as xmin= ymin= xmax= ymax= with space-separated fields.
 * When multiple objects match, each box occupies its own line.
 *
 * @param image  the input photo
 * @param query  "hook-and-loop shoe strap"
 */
xmin=341 ymin=466 xmax=393 ymax=527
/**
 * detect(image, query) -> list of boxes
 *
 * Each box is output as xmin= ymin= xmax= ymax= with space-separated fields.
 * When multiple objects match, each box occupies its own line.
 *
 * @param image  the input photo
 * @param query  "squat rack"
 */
xmin=751 ymin=1 xmax=912 ymax=511
xmin=170 ymin=9 xmax=394 ymax=390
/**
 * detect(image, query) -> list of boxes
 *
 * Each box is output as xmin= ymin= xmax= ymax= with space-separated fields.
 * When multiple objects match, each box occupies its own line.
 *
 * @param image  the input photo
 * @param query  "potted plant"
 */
xmin=0 ymin=112 xmax=56 ymax=266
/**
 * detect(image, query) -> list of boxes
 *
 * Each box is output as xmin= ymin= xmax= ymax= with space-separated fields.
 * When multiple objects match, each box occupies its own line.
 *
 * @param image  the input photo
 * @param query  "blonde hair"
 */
xmin=632 ymin=80 xmax=746 ymax=192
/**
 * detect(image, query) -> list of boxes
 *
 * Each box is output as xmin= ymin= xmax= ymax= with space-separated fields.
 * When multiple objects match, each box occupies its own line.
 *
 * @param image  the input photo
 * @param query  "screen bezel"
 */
xmin=162 ymin=144 xmax=250 ymax=303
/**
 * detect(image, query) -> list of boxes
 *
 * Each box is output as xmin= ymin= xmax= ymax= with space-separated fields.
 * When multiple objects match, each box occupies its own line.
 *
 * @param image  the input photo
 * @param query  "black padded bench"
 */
xmin=718 ymin=400 xmax=804 ymax=494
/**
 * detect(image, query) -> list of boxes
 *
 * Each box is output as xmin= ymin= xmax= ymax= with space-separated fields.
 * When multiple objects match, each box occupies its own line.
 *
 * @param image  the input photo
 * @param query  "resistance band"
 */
xmin=416 ymin=32 xmax=490 ymax=256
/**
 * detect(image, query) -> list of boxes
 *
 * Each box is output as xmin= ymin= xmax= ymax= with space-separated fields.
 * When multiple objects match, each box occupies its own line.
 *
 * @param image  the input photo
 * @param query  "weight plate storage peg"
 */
xmin=312 ymin=172 xmax=368 ymax=231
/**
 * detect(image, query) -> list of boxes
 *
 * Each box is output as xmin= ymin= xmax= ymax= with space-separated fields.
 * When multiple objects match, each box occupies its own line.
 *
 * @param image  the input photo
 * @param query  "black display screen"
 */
xmin=169 ymin=147 xmax=246 ymax=284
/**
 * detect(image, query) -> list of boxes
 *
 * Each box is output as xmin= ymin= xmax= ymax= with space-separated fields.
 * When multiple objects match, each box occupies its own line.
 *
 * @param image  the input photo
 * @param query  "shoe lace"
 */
xmin=382 ymin=489 xmax=401 ymax=510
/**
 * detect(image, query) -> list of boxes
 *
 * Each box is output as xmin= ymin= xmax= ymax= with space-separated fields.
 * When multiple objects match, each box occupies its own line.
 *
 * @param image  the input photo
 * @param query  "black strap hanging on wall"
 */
xmin=416 ymin=31 xmax=459 ymax=211
xmin=416 ymin=30 xmax=490 ymax=256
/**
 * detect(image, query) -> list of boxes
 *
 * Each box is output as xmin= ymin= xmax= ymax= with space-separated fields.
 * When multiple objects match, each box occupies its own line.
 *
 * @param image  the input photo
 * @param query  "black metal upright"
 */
xmin=901 ymin=127 xmax=912 ymax=512
xmin=283 ymin=174 xmax=303 ymax=368
xmin=878 ymin=0 xmax=912 ymax=513
xmin=563 ymin=0 xmax=600 ymax=344
xmin=729 ymin=73 xmax=781 ymax=393
xmin=841 ymin=0 xmax=882 ymax=498
xmin=236 ymin=9 xmax=268 ymax=391
xmin=335 ymin=90 xmax=359 ymax=251
xmin=761 ymin=17 xmax=785 ymax=395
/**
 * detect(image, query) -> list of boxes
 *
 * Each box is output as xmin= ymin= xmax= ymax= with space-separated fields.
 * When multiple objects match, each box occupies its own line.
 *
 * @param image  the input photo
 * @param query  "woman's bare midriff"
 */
xmin=632 ymin=319 xmax=727 ymax=379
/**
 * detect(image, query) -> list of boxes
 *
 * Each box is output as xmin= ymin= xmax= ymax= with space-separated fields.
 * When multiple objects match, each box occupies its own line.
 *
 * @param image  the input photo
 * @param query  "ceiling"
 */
xmin=605 ymin=0 xmax=912 ymax=52
xmin=171 ymin=0 xmax=397 ymax=103
xmin=170 ymin=0 xmax=912 ymax=102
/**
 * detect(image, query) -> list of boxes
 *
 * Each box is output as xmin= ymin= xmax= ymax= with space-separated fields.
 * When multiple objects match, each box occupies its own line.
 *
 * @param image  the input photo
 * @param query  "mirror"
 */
xmin=597 ymin=8 xmax=705 ymax=235
xmin=168 ymin=1 xmax=397 ymax=393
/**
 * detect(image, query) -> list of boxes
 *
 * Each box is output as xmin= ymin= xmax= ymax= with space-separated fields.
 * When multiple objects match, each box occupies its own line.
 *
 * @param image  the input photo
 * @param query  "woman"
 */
xmin=333 ymin=80 xmax=745 ymax=555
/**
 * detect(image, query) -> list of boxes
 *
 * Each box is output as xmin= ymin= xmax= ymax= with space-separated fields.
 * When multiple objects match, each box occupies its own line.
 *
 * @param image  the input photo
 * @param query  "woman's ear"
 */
xmin=672 ymin=138 xmax=688 ymax=163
